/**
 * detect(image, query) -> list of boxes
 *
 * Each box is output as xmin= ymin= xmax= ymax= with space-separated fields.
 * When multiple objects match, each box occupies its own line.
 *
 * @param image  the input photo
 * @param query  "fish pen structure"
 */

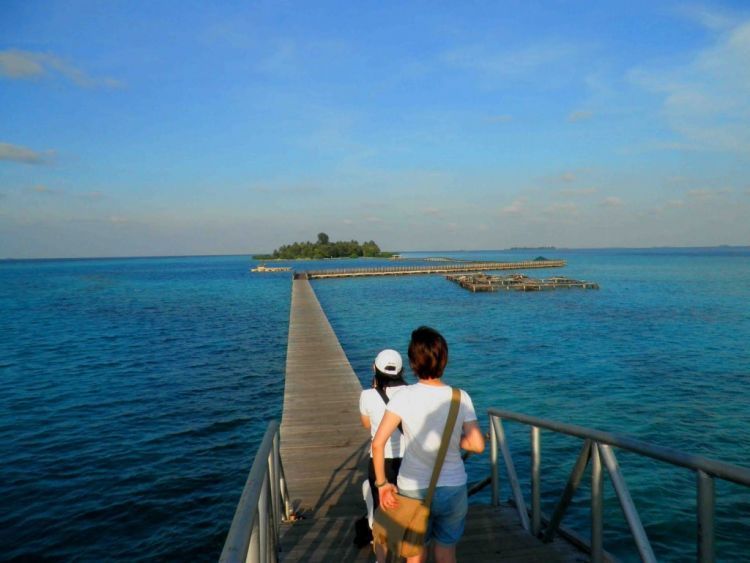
xmin=447 ymin=273 xmax=599 ymax=292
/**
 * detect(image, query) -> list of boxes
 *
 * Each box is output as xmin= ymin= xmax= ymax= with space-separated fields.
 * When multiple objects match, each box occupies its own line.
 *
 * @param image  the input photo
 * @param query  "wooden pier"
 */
xmin=277 ymin=278 xmax=589 ymax=561
xmin=300 ymin=260 xmax=566 ymax=280
xmin=446 ymin=273 xmax=599 ymax=293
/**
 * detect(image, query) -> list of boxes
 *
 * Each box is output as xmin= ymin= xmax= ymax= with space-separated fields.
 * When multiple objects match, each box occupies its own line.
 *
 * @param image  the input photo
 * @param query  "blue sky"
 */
xmin=1 ymin=1 xmax=749 ymax=257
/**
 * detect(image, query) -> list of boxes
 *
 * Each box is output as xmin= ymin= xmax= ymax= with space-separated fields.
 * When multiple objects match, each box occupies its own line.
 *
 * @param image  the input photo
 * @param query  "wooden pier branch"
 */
xmin=303 ymin=259 xmax=566 ymax=279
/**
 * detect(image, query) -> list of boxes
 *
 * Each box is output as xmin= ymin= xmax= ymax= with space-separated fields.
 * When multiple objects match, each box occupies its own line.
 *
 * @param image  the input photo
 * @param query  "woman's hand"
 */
xmin=379 ymin=484 xmax=399 ymax=510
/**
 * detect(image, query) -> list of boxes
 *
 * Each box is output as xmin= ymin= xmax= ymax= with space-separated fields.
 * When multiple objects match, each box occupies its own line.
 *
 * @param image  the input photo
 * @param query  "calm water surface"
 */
xmin=1 ymin=249 xmax=748 ymax=561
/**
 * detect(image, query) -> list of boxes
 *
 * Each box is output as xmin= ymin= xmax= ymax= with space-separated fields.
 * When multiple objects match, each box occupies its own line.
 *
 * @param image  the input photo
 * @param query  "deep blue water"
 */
xmin=1 ymin=249 xmax=749 ymax=561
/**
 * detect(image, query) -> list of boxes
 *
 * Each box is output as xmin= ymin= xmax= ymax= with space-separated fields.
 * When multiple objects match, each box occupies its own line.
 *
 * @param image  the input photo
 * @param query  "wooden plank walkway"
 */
xmin=278 ymin=278 xmax=589 ymax=562
xmin=302 ymin=260 xmax=566 ymax=279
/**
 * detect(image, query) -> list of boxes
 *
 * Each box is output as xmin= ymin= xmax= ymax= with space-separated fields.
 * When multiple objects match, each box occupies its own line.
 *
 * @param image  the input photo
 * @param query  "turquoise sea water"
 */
xmin=1 ymin=249 xmax=749 ymax=561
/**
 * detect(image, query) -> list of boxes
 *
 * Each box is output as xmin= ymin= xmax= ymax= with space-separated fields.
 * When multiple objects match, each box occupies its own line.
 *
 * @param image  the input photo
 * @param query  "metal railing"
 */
xmin=220 ymin=420 xmax=292 ymax=563
xmin=487 ymin=408 xmax=750 ymax=562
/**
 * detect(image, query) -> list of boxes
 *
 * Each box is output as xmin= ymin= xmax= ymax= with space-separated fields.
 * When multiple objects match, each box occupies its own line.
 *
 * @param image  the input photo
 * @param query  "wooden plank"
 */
xmin=280 ymin=278 xmax=369 ymax=520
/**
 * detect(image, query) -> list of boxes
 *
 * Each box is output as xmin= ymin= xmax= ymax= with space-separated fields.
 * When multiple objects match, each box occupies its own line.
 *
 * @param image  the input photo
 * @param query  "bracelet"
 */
xmin=374 ymin=480 xmax=389 ymax=488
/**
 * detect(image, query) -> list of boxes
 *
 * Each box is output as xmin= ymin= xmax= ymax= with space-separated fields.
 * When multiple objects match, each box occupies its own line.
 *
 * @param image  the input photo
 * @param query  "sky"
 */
xmin=1 ymin=1 xmax=750 ymax=258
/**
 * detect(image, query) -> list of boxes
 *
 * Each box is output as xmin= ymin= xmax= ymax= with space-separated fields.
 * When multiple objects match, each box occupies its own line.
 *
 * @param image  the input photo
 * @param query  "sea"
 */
xmin=1 ymin=248 xmax=749 ymax=562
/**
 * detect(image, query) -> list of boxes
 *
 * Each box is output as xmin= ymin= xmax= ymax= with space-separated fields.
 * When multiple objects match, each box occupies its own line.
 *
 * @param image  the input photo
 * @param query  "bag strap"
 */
xmin=423 ymin=387 xmax=461 ymax=507
xmin=375 ymin=387 xmax=404 ymax=435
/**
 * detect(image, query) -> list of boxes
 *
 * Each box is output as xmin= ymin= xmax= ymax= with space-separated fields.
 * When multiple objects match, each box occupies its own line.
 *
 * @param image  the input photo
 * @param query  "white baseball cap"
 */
xmin=374 ymin=349 xmax=403 ymax=376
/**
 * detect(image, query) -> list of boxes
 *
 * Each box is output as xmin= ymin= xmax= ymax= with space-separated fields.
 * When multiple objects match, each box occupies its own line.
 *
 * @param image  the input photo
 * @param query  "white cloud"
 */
xmin=0 ymin=49 xmax=122 ymax=88
xmin=687 ymin=188 xmax=731 ymax=199
xmin=560 ymin=171 xmax=576 ymax=183
xmin=545 ymin=202 xmax=579 ymax=215
xmin=441 ymin=41 xmax=578 ymax=82
xmin=567 ymin=109 xmax=593 ymax=123
xmin=600 ymin=196 xmax=623 ymax=207
xmin=342 ymin=218 xmax=354 ymax=225
xmin=630 ymin=20 xmax=750 ymax=153
xmin=677 ymin=4 xmax=736 ymax=31
xmin=485 ymin=114 xmax=513 ymax=123
xmin=560 ymin=187 xmax=598 ymax=197
xmin=27 ymin=184 xmax=61 ymax=195
xmin=0 ymin=142 xmax=53 ymax=164
xmin=501 ymin=197 xmax=526 ymax=215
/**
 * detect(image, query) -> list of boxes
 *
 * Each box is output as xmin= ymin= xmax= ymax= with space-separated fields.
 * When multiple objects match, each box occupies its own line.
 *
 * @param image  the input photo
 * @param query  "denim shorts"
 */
xmin=399 ymin=484 xmax=468 ymax=546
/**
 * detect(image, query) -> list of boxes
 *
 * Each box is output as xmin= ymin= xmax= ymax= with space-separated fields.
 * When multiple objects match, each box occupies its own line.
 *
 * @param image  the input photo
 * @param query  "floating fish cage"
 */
xmin=446 ymin=273 xmax=599 ymax=292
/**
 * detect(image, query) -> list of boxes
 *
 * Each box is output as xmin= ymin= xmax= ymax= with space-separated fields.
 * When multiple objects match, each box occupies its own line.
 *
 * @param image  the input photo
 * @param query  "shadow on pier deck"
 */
xmin=277 ymin=278 xmax=587 ymax=562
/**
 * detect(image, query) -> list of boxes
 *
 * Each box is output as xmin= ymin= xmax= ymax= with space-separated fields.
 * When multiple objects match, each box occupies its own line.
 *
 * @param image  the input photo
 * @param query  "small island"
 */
xmin=253 ymin=233 xmax=395 ymax=260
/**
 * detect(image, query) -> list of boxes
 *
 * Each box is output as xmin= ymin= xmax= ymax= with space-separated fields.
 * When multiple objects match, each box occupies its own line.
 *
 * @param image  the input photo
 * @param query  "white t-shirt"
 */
xmin=359 ymin=386 xmax=406 ymax=458
xmin=386 ymin=383 xmax=477 ymax=490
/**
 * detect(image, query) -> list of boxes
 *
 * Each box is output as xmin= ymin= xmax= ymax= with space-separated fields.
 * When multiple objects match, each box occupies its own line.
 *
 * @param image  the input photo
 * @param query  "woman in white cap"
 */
xmin=359 ymin=349 xmax=408 ymax=561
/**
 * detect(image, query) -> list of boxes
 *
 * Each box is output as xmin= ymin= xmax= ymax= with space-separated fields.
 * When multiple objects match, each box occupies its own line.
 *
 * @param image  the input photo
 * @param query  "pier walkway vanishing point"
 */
xmin=273 ymin=278 xmax=586 ymax=562
xmin=301 ymin=259 xmax=566 ymax=279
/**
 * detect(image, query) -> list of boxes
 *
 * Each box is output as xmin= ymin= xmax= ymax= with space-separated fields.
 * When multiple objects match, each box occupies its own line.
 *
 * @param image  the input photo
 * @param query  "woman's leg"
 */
xmin=433 ymin=543 xmax=456 ymax=563
xmin=374 ymin=542 xmax=388 ymax=563
xmin=406 ymin=548 xmax=428 ymax=563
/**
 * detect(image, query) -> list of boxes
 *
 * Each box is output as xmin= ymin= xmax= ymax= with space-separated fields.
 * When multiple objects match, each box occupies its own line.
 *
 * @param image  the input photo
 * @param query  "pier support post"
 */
xmin=490 ymin=416 xmax=499 ymax=506
xmin=697 ymin=470 xmax=715 ymax=563
xmin=531 ymin=426 xmax=541 ymax=536
xmin=591 ymin=443 xmax=604 ymax=563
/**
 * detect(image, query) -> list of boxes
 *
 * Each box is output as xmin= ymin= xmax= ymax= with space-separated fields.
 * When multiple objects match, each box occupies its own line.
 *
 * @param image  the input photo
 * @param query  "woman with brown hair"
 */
xmin=371 ymin=326 xmax=485 ymax=563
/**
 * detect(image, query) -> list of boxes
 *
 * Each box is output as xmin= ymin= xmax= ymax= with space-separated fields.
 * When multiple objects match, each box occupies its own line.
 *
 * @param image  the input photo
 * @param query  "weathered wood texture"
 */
xmin=280 ymin=278 xmax=370 ymax=522
xmin=278 ymin=278 xmax=589 ymax=562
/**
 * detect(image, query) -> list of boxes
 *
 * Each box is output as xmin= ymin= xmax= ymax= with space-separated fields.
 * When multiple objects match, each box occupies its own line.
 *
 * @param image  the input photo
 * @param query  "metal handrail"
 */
xmin=220 ymin=420 xmax=292 ymax=563
xmin=488 ymin=408 xmax=750 ymax=562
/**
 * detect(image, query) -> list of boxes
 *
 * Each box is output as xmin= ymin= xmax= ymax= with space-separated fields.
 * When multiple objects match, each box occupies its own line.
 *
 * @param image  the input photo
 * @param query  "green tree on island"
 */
xmin=253 ymin=233 xmax=393 ymax=260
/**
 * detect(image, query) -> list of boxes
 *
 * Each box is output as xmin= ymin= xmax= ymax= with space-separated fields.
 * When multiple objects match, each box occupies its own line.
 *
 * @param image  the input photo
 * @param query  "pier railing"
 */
xmin=487 ymin=409 xmax=750 ymax=562
xmin=220 ymin=420 xmax=291 ymax=563
xmin=303 ymin=260 xmax=566 ymax=279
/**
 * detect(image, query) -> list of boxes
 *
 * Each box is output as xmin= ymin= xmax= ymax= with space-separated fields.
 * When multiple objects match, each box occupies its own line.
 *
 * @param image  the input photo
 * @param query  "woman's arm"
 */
xmin=372 ymin=411 xmax=402 ymax=509
xmin=360 ymin=415 xmax=371 ymax=429
xmin=460 ymin=420 xmax=485 ymax=453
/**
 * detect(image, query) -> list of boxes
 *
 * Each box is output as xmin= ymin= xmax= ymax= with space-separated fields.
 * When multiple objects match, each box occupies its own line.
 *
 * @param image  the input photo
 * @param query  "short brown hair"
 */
xmin=408 ymin=326 xmax=448 ymax=379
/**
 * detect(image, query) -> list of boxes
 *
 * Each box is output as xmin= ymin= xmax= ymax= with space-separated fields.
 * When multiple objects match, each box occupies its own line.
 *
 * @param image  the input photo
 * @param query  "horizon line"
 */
xmin=2 ymin=244 xmax=749 ymax=262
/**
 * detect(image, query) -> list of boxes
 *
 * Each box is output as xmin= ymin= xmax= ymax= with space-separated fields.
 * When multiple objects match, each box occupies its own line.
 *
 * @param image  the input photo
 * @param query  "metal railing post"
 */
xmin=599 ymin=444 xmax=656 ymax=563
xmin=492 ymin=416 xmax=530 ymax=531
xmin=697 ymin=470 xmax=715 ymax=563
xmin=591 ymin=443 xmax=603 ymax=563
xmin=490 ymin=415 xmax=499 ymax=506
xmin=531 ymin=426 xmax=541 ymax=536
xmin=258 ymin=473 xmax=269 ymax=562
xmin=271 ymin=435 xmax=281 ymax=529
xmin=248 ymin=512 xmax=260 ymax=563
xmin=543 ymin=440 xmax=591 ymax=543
